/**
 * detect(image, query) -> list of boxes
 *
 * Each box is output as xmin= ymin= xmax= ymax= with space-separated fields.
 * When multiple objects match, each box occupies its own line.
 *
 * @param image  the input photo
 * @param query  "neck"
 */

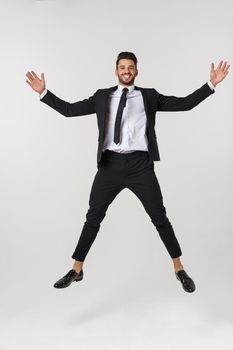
xmin=118 ymin=82 xmax=134 ymax=87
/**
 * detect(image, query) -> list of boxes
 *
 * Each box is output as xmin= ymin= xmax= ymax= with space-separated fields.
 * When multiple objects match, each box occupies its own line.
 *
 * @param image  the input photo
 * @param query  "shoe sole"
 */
xmin=75 ymin=276 xmax=83 ymax=282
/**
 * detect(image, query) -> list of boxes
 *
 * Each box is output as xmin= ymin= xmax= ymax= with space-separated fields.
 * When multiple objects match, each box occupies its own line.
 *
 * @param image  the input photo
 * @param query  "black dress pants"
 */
xmin=72 ymin=150 xmax=182 ymax=261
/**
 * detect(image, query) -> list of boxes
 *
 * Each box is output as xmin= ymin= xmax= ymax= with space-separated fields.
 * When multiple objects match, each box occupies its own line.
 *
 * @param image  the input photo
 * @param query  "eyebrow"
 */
xmin=119 ymin=65 xmax=135 ymax=68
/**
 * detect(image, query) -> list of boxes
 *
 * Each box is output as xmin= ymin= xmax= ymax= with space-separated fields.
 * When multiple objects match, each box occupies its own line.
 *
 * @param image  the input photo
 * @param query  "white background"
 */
xmin=1 ymin=0 xmax=233 ymax=349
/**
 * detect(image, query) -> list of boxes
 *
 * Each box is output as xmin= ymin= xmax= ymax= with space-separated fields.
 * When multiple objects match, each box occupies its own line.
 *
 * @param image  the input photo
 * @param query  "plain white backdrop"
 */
xmin=1 ymin=0 xmax=233 ymax=349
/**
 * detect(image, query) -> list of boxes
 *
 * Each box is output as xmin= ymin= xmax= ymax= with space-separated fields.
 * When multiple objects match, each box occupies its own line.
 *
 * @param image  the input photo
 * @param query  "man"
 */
xmin=26 ymin=52 xmax=230 ymax=293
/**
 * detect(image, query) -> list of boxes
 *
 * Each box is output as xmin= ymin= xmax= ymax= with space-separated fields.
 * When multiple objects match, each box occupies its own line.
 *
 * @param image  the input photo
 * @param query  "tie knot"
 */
xmin=122 ymin=87 xmax=128 ymax=94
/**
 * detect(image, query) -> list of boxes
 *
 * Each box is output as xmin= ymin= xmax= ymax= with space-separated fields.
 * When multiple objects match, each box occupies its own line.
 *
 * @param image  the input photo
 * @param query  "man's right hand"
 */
xmin=26 ymin=71 xmax=46 ymax=94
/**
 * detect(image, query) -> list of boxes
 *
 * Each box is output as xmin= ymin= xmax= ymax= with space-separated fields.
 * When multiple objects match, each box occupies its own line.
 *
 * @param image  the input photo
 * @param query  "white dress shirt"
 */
xmin=102 ymin=84 xmax=149 ymax=153
xmin=40 ymin=81 xmax=215 ymax=154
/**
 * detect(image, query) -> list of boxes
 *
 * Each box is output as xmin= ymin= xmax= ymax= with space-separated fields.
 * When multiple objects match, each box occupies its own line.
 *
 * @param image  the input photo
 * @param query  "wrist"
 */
xmin=210 ymin=79 xmax=217 ymax=87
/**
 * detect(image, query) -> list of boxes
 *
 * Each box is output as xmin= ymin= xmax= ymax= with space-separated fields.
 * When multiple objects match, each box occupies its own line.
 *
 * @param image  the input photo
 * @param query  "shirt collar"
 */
xmin=117 ymin=84 xmax=135 ymax=94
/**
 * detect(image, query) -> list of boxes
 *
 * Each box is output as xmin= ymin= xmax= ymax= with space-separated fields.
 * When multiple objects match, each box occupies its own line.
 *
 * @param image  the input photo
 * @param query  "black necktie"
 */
xmin=114 ymin=87 xmax=128 ymax=144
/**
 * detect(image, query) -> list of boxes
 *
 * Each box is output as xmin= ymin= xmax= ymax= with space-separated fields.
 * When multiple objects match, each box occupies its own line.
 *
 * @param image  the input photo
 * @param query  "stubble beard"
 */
xmin=118 ymin=74 xmax=135 ymax=86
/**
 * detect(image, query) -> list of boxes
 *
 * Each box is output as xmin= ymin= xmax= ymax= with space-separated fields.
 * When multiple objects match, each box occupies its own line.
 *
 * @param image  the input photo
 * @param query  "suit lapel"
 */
xmin=135 ymin=86 xmax=149 ymax=118
xmin=135 ymin=86 xmax=152 ymax=132
xmin=98 ymin=86 xmax=118 ymax=140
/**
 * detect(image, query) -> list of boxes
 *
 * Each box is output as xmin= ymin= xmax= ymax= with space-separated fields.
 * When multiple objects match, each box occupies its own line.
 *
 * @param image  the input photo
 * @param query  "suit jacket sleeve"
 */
xmin=155 ymin=82 xmax=215 ymax=112
xmin=40 ymin=89 xmax=98 ymax=117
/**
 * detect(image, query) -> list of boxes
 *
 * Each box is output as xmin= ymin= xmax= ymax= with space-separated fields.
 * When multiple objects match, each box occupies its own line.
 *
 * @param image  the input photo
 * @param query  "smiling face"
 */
xmin=115 ymin=58 xmax=138 ymax=86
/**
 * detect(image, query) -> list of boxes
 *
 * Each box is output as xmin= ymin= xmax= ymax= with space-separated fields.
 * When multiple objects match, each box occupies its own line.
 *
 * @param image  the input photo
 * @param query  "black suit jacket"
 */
xmin=40 ymin=82 xmax=214 ymax=167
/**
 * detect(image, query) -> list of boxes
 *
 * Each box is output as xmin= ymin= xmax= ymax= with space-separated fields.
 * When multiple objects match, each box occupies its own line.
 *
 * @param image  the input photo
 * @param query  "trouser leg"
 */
xmin=71 ymin=155 xmax=124 ymax=261
xmin=125 ymin=154 xmax=182 ymax=258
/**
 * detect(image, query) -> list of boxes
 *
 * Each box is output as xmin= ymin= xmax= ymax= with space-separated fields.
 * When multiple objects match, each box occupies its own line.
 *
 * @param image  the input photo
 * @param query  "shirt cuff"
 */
xmin=39 ymin=88 xmax=48 ymax=99
xmin=207 ymin=80 xmax=216 ymax=91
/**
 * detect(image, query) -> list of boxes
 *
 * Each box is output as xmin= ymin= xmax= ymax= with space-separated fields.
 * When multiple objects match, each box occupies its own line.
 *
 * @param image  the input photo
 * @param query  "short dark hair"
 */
xmin=116 ymin=52 xmax=138 ymax=68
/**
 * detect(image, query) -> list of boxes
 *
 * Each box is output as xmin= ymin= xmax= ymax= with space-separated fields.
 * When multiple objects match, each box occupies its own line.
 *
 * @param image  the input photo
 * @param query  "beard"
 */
xmin=117 ymin=74 xmax=135 ymax=86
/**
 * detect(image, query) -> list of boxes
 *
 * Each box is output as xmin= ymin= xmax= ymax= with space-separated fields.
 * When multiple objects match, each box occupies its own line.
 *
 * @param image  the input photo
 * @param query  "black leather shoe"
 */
xmin=53 ymin=269 xmax=84 ymax=289
xmin=175 ymin=269 xmax=196 ymax=293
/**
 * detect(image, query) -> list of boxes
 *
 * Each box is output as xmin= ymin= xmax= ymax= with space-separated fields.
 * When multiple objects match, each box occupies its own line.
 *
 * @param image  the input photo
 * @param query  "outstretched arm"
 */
xmin=156 ymin=60 xmax=230 ymax=112
xmin=25 ymin=71 xmax=97 ymax=117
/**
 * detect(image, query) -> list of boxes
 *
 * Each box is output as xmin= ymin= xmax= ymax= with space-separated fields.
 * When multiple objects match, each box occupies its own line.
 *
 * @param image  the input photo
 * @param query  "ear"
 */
xmin=115 ymin=68 xmax=118 ymax=77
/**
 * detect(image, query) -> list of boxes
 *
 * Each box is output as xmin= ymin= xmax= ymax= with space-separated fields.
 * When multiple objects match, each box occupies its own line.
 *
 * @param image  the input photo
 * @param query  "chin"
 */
xmin=121 ymin=79 xmax=134 ymax=85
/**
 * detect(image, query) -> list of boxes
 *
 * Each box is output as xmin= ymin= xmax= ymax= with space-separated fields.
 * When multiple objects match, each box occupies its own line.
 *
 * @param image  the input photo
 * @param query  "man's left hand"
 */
xmin=210 ymin=60 xmax=230 ymax=86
